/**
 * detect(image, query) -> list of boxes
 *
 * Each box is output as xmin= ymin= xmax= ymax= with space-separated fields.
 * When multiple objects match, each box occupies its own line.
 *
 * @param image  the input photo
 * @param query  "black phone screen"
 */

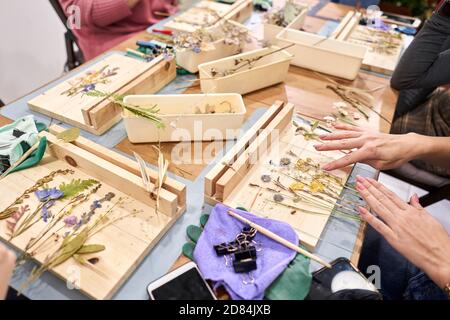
xmin=382 ymin=13 xmax=415 ymax=24
xmin=150 ymin=267 xmax=216 ymax=300
xmin=307 ymin=258 xmax=359 ymax=300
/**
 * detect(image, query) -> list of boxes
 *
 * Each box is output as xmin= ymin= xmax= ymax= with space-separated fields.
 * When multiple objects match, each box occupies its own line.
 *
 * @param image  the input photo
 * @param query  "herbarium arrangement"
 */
xmin=264 ymin=0 xmax=305 ymax=27
xmin=61 ymin=65 xmax=119 ymax=97
xmin=173 ymin=20 xmax=251 ymax=54
xmin=349 ymin=27 xmax=403 ymax=55
xmin=0 ymin=168 xmax=143 ymax=292
xmin=249 ymin=153 xmax=361 ymax=223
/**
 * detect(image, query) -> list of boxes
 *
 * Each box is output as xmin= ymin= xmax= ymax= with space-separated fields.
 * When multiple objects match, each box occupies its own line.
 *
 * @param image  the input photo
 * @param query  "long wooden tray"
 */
xmin=0 ymin=125 xmax=186 ymax=299
xmin=204 ymin=101 xmax=353 ymax=250
xmin=28 ymin=54 xmax=176 ymax=135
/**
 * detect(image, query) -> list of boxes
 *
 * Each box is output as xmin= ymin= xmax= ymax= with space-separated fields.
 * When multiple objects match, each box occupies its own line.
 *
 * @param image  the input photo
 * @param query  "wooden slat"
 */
xmin=49 ymin=125 xmax=186 ymax=206
xmin=329 ymin=11 xmax=354 ymax=39
xmin=41 ymin=131 xmax=179 ymax=217
xmin=214 ymin=102 xmax=294 ymax=201
xmin=336 ymin=12 xmax=361 ymax=41
xmin=204 ymin=101 xmax=284 ymax=196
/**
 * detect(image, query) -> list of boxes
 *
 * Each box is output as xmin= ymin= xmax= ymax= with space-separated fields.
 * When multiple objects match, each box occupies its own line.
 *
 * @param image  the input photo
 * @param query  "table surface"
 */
xmin=0 ymin=0 xmax=400 ymax=300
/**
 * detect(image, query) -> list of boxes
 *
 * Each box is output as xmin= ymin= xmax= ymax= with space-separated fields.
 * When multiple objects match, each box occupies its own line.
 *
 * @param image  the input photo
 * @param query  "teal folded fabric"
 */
xmin=0 ymin=115 xmax=47 ymax=176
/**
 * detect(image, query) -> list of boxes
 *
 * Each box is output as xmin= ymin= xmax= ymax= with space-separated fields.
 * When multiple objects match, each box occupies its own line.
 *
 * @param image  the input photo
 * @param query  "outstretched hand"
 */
xmin=356 ymin=175 xmax=450 ymax=289
xmin=0 ymin=243 xmax=15 ymax=300
xmin=314 ymin=124 xmax=417 ymax=171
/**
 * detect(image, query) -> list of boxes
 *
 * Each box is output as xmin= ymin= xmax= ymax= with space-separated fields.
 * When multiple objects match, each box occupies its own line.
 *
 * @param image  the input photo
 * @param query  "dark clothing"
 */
xmin=389 ymin=12 xmax=450 ymax=177
xmin=391 ymin=13 xmax=450 ymax=118
xmin=358 ymin=226 xmax=448 ymax=300
xmin=390 ymin=89 xmax=450 ymax=177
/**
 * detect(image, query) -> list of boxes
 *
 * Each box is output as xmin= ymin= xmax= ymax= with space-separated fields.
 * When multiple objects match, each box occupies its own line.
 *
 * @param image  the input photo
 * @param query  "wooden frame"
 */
xmin=329 ymin=10 xmax=407 ymax=75
xmin=0 ymin=125 xmax=186 ymax=299
xmin=204 ymin=101 xmax=353 ymax=250
xmin=28 ymin=54 xmax=176 ymax=135
xmin=164 ymin=0 xmax=253 ymax=33
xmin=263 ymin=3 xmax=309 ymax=46
xmin=346 ymin=24 xmax=407 ymax=76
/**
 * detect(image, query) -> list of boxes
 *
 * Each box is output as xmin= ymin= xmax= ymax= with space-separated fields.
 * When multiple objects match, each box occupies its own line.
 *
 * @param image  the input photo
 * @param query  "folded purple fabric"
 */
xmin=193 ymin=203 xmax=298 ymax=300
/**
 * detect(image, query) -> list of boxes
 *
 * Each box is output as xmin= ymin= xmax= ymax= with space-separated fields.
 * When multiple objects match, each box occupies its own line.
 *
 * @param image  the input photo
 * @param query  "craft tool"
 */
xmin=126 ymin=48 xmax=153 ymax=62
xmin=152 ymin=29 xmax=173 ymax=36
xmin=227 ymin=210 xmax=332 ymax=268
xmin=136 ymin=40 xmax=158 ymax=50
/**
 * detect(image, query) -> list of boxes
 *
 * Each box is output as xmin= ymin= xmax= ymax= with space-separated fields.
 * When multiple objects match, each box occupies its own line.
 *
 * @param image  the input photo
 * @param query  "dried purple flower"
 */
xmin=192 ymin=46 xmax=201 ymax=54
xmin=63 ymin=215 xmax=78 ymax=227
xmin=83 ymin=83 xmax=96 ymax=92
xmin=104 ymin=192 xmax=115 ymax=201
xmin=35 ymin=188 xmax=64 ymax=202
xmin=41 ymin=200 xmax=55 ymax=221
xmin=90 ymin=200 xmax=102 ymax=210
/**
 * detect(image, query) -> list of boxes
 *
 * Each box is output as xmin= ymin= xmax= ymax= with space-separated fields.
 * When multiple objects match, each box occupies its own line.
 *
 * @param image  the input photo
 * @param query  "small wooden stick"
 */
xmin=227 ymin=210 xmax=332 ymax=268
xmin=0 ymin=139 xmax=40 ymax=180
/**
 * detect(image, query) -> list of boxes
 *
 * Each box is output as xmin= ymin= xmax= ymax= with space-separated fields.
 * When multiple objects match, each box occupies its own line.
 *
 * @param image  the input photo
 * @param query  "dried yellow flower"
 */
xmin=290 ymin=182 xmax=305 ymax=191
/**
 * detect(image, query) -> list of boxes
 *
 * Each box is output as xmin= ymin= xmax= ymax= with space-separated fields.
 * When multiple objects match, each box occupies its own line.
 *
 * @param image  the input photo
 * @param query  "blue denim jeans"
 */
xmin=358 ymin=226 xmax=448 ymax=300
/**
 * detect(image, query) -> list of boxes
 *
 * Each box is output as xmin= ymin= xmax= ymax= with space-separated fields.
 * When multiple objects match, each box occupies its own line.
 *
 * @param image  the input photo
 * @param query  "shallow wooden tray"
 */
xmin=0 ymin=125 xmax=186 ymax=299
xmin=123 ymin=93 xmax=246 ymax=143
xmin=204 ymin=101 xmax=353 ymax=250
xmin=198 ymin=47 xmax=293 ymax=94
xmin=28 ymin=54 xmax=176 ymax=135
xmin=164 ymin=0 xmax=253 ymax=33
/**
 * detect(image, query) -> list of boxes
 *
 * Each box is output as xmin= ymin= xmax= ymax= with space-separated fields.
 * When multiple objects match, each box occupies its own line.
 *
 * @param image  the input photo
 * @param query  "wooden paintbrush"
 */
xmin=227 ymin=210 xmax=332 ymax=268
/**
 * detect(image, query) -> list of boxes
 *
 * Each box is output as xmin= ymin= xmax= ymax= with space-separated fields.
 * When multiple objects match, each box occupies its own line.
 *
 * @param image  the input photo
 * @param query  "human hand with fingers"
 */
xmin=0 ymin=243 xmax=15 ymax=300
xmin=355 ymin=175 xmax=450 ymax=290
xmin=314 ymin=124 xmax=418 ymax=171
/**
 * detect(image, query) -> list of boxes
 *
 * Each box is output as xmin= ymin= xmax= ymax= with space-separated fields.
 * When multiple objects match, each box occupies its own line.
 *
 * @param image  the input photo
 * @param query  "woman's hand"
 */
xmin=0 ymin=243 xmax=15 ymax=300
xmin=356 ymin=176 xmax=450 ymax=289
xmin=314 ymin=124 xmax=418 ymax=171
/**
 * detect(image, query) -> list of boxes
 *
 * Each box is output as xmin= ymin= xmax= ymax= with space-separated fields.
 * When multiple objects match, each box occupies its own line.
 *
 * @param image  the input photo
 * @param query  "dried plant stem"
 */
xmin=209 ymin=44 xmax=295 ymax=79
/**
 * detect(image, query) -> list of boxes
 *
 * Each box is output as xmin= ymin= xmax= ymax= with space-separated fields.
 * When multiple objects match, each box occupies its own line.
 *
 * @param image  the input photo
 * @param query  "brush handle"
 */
xmin=227 ymin=210 xmax=332 ymax=268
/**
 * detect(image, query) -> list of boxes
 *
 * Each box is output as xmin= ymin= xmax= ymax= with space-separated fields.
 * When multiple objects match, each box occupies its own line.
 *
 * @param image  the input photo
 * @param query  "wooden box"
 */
xmin=122 ymin=93 xmax=246 ymax=143
xmin=0 ymin=126 xmax=186 ymax=299
xmin=198 ymin=47 xmax=293 ymax=94
xmin=263 ymin=3 xmax=309 ymax=46
xmin=27 ymin=54 xmax=176 ymax=135
xmin=204 ymin=101 xmax=353 ymax=250
xmin=164 ymin=0 xmax=253 ymax=33
xmin=175 ymin=22 xmax=248 ymax=73
xmin=275 ymin=27 xmax=366 ymax=80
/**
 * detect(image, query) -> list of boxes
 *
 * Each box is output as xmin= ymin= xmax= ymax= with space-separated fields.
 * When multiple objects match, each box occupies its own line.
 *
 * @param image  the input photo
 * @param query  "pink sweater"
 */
xmin=59 ymin=0 xmax=177 ymax=60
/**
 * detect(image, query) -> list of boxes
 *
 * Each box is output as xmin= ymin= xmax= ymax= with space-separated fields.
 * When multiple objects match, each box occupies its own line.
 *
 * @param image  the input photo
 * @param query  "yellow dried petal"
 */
xmin=310 ymin=180 xmax=325 ymax=193
xmin=290 ymin=182 xmax=305 ymax=191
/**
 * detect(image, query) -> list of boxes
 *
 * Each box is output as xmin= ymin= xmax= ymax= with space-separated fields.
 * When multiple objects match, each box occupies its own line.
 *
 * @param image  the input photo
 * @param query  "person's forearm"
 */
xmin=413 ymin=134 xmax=450 ymax=169
xmin=422 ymin=237 xmax=450 ymax=289
xmin=391 ymin=12 xmax=450 ymax=90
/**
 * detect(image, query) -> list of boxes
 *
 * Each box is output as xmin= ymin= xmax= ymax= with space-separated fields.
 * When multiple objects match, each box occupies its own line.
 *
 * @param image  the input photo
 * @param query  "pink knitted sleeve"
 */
xmin=58 ymin=0 xmax=133 ymax=27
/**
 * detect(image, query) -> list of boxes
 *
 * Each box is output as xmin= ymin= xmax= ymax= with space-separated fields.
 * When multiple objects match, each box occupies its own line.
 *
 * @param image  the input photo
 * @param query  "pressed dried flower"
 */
xmin=35 ymin=188 xmax=64 ymax=202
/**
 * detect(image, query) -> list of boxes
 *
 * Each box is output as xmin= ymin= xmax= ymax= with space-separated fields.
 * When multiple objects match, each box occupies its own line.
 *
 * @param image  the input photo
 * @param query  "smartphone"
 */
xmin=307 ymin=257 xmax=378 ymax=300
xmin=147 ymin=261 xmax=217 ymax=300
xmin=381 ymin=12 xmax=421 ymax=28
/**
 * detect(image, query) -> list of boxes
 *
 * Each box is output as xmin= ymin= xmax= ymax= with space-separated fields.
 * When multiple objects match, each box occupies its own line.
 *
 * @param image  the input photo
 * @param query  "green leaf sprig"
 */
xmin=85 ymin=90 xmax=164 ymax=129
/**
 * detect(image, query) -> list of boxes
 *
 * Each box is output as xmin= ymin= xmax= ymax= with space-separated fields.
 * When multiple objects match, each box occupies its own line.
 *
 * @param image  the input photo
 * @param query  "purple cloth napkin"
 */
xmin=193 ymin=203 xmax=298 ymax=300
